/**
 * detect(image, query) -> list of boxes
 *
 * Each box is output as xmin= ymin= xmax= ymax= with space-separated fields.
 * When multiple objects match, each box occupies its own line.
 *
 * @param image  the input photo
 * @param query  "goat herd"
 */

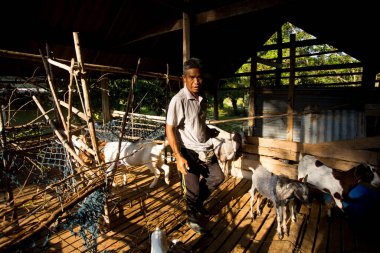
xmin=71 ymin=125 xmax=380 ymax=247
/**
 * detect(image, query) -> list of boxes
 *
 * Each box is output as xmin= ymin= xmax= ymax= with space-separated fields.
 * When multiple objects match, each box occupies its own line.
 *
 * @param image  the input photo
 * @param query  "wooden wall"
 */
xmin=231 ymin=135 xmax=380 ymax=180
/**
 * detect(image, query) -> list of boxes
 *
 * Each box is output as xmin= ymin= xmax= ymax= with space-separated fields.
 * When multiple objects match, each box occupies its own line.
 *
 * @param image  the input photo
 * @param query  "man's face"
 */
xmin=183 ymin=68 xmax=203 ymax=95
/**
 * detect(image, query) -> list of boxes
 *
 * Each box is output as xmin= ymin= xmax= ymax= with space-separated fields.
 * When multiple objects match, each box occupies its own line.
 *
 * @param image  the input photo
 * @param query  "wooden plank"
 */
xmin=243 ymin=144 xmax=299 ymax=161
xmin=184 ymin=177 xmax=248 ymax=250
xmin=244 ymin=136 xmax=378 ymax=166
xmin=302 ymin=143 xmax=378 ymax=166
xmin=317 ymin=135 xmax=380 ymax=150
xmin=200 ymin=181 xmax=251 ymax=253
xmin=298 ymin=200 xmax=320 ymax=253
xmin=313 ymin=203 xmax=329 ymax=253
xmin=233 ymin=154 xmax=298 ymax=179
xmin=218 ymin=192 xmax=256 ymax=252
xmin=245 ymin=136 xmax=301 ymax=154
xmin=264 ymin=203 xmax=309 ymax=252
xmin=325 ymin=209 xmax=343 ymax=253
xmin=230 ymin=202 xmax=273 ymax=253
xmin=249 ymin=206 xmax=276 ymax=253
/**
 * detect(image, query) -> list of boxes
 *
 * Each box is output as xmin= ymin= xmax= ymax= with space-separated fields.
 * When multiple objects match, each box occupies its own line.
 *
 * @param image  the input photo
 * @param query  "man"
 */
xmin=166 ymin=58 xmax=225 ymax=234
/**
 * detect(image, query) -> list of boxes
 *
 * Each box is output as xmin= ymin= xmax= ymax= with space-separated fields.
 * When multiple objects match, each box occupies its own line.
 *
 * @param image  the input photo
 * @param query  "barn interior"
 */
xmin=0 ymin=0 xmax=380 ymax=252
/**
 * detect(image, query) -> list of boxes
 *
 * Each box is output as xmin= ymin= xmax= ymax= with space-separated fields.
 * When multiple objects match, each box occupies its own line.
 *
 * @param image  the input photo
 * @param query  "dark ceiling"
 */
xmin=0 ymin=0 xmax=379 ymax=82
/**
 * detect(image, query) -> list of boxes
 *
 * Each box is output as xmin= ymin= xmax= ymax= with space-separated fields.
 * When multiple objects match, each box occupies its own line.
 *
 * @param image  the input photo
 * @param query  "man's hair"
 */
xmin=183 ymin=57 xmax=203 ymax=75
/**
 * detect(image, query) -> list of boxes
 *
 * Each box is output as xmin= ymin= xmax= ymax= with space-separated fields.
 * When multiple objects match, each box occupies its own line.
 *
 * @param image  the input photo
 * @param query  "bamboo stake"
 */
xmin=66 ymin=58 xmax=75 ymax=146
xmin=32 ymin=96 xmax=86 ymax=167
xmin=59 ymin=100 xmax=87 ymax=121
xmin=72 ymin=32 xmax=101 ymax=166
xmin=116 ymin=58 xmax=141 ymax=163
xmin=39 ymin=49 xmax=68 ymax=134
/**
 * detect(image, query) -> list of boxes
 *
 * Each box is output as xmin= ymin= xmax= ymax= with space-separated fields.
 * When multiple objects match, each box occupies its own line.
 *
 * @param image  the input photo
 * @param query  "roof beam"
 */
xmin=116 ymin=0 xmax=291 ymax=47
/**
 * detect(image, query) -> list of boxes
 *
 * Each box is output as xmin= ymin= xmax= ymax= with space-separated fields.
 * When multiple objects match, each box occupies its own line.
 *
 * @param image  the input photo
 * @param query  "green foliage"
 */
xmin=86 ymin=77 xmax=168 ymax=119
xmin=217 ymin=21 xmax=362 ymax=119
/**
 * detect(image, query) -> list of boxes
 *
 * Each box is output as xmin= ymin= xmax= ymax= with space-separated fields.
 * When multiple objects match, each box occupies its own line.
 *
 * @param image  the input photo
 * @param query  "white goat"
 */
xmin=208 ymin=125 xmax=244 ymax=176
xmin=249 ymin=165 xmax=310 ymax=239
xmin=104 ymin=140 xmax=170 ymax=188
xmin=72 ymin=135 xmax=170 ymax=188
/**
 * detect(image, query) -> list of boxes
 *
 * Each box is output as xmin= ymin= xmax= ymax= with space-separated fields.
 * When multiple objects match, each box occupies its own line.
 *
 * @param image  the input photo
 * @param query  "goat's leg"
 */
xmin=105 ymin=162 xmax=117 ymax=187
xmin=122 ymin=173 xmax=128 ymax=186
xmin=249 ymin=188 xmax=256 ymax=219
xmin=275 ymin=205 xmax=284 ymax=240
xmin=282 ymin=204 xmax=289 ymax=237
xmin=289 ymin=199 xmax=296 ymax=223
xmin=256 ymin=194 xmax=262 ymax=217
xmin=147 ymin=163 xmax=161 ymax=188
xmin=161 ymin=163 xmax=170 ymax=185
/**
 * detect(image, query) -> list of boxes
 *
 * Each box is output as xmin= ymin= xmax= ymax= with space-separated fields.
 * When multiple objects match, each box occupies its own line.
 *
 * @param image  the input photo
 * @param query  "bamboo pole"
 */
xmin=66 ymin=58 xmax=75 ymax=146
xmin=39 ymin=49 xmax=68 ymax=134
xmin=59 ymin=100 xmax=87 ymax=121
xmin=32 ymin=96 xmax=86 ymax=167
xmin=0 ymin=49 xmax=181 ymax=81
xmin=72 ymin=32 xmax=101 ymax=166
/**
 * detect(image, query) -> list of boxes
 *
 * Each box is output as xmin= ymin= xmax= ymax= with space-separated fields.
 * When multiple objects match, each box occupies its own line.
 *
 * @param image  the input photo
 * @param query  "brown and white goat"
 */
xmin=297 ymin=154 xmax=380 ymax=216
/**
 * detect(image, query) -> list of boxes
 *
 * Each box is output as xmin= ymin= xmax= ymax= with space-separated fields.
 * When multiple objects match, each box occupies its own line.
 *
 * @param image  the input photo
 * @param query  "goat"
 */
xmin=208 ymin=125 xmax=244 ymax=176
xmin=298 ymin=154 xmax=380 ymax=216
xmin=72 ymin=135 xmax=170 ymax=188
xmin=249 ymin=165 xmax=310 ymax=239
xmin=104 ymin=140 xmax=170 ymax=188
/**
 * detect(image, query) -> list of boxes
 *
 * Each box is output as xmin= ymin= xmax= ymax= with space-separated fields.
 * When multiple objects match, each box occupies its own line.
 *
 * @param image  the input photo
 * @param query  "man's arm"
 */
xmin=166 ymin=124 xmax=189 ymax=175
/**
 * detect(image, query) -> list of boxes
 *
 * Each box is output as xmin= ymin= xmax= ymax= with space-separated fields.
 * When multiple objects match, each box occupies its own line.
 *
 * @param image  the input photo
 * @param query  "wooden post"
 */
xmin=248 ymin=53 xmax=258 ymax=136
xmin=275 ymin=27 xmax=283 ymax=87
xmin=72 ymin=32 xmax=101 ymax=166
xmin=101 ymin=74 xmax=111 ymax=125
xmin=182 ymin=8 xmax=190 ymax=63
xmin=287 ymin=33 xmax=296 ymax=141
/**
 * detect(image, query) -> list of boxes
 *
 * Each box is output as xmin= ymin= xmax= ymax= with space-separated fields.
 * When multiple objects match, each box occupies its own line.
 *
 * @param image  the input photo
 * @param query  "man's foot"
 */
xmin=196 ymin=205 xmax=211 ymax=218
xmin=187 ymin=221 xmax=208 ymax=234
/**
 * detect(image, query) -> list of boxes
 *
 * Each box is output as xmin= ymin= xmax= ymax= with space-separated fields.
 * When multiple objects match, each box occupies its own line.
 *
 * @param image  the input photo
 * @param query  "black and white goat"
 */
xmin=249 ymin=165 xmax=310 ymax=239
xmin=298 ymin=154 xmax=380 ymax=216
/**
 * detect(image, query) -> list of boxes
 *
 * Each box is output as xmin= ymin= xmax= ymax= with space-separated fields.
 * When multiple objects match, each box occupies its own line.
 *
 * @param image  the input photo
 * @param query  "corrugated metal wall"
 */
xmin=254 ymin=89 xmax=366 ymax=143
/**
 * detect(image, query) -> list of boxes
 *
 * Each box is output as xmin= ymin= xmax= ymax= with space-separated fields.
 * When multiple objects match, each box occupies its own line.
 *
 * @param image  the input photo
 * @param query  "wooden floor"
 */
xmin=2 ymin=163 xmax=378 ymax=253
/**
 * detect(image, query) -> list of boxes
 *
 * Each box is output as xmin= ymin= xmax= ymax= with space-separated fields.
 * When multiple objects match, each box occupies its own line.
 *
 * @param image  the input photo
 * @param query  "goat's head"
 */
xmin=289 ymin=181 xmax=311 ymax=208
xmin=354 ymin=164 xmax=380 ymax=187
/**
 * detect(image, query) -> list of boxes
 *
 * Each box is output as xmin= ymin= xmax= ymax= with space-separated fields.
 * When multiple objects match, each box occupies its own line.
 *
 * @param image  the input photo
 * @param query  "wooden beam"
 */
xmin=0 ymin=49 xmax=181 ymax=81
xmin=116 ymin=0 xmax=287 ymax=47
xmin=182 ymin=10 xmax=190 ymax=62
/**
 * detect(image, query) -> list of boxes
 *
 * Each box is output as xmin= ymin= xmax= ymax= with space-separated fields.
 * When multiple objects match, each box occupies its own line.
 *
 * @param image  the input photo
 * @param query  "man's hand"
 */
xmin=175 ymin=154 xmax=189 ymax=175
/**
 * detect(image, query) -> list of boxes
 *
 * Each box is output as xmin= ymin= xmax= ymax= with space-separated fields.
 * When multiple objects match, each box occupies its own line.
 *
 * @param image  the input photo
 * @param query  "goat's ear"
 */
xmin=303 ymin=174 xmax=308 ymax=182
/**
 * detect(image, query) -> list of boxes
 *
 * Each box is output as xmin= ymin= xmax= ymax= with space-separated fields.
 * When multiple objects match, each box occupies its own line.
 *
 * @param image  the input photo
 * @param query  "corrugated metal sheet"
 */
xmin=300 ymin=110 xmax=365 ymax=143
xmin=254 ymin=90 xmax=367 ymax=143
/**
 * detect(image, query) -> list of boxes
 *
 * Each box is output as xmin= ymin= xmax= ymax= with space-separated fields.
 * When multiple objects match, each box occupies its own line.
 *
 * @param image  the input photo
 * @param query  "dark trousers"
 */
xmin=179 ymin=147 xmax=225 ymax=217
